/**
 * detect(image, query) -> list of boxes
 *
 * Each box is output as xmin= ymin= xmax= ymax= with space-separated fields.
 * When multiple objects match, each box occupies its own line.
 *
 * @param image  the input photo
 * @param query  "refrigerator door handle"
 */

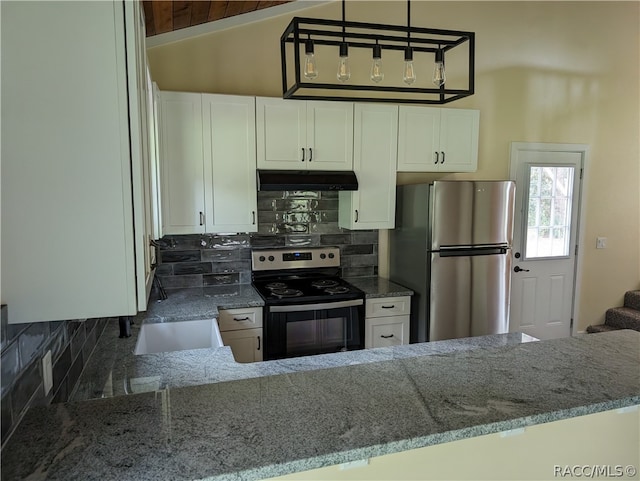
xmin=439 ymin=247 xmax=508 ymax=257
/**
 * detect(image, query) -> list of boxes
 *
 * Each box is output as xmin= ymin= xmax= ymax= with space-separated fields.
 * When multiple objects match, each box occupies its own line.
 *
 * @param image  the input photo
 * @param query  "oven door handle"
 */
xmin=269 ymin=299 xmax=364 ymax=313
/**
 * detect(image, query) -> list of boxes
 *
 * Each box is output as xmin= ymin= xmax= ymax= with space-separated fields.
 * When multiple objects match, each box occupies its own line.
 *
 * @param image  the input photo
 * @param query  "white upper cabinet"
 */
xmin=397 ymin=106 xmax=479 ymax=172
xmin=160 ymin=92 xmax=206 ymax=235
xmin=159 ymin=92 xmax=257 ymax=235
xmin=256 ymin=97 xmax=353 ymax=170
xmin=202 ymin=94 xmax=257 ymax=233
xmin=1 ymin=0 xmax=151 ymax=323
xmin=339 ymin=104 xmax=398 ymax=230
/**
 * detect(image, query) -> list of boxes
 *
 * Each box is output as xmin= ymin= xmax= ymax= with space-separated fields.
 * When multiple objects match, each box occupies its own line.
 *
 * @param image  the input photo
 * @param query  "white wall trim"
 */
xmin=146 ymin=1 xmax=334 ymax=49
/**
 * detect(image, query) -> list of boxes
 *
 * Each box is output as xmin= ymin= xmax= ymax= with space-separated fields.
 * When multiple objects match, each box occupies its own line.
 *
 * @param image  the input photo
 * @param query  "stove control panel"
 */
xmin=252 ymin=247 xmax=340 ymax=271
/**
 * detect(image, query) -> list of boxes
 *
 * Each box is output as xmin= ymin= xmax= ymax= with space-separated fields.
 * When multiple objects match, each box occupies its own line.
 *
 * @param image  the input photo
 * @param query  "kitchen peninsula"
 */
xmin=2 ymin=326 xmax=639 ymax=481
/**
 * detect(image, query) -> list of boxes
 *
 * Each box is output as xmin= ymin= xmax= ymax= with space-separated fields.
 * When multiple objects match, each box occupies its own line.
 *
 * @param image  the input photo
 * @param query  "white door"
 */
xmin=160 ymin=91 xmax=205 ymax=234
xmin=202 ymin=94 xmax=257 ymax=233
xmin=306 ymin=101 xmax=354 ymax=170
xmin=438 ymin=109 xmax=479 ymax=172
xmin=509 ymin=143 xmax=586 ymax=340
xmin=255 ymin=97 xmax=306 ymax=169
xmin=397 ymin=106 xmax=440 ymax=172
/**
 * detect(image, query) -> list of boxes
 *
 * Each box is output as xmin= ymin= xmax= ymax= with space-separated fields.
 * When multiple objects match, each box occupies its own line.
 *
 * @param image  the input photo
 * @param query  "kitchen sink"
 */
xmin=134 ymin=319 xmax=223 ymax=355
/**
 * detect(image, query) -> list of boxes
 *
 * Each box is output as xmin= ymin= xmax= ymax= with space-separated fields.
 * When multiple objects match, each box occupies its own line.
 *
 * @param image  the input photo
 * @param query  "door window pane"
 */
xmin=524 ymin=166 xmax=575 ymax=258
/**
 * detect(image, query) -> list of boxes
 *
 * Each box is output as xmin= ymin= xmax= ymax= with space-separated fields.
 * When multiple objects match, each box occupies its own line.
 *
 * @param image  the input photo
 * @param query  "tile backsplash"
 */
xmin=156 ymin=190 xmax=378 ymax=289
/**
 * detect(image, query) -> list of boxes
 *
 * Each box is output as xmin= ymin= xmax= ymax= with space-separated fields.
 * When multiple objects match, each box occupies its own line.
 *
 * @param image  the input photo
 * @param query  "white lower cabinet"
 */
xmin=365 ymin=296 xmax=411 ymax=349
xmin=218 ymin=307 xmax=263 ymax=363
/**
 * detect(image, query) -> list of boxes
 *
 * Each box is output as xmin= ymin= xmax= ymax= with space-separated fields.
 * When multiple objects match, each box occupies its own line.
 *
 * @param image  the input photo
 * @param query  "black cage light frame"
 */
xmin=280 ymin=2 xmax=475 ymax=104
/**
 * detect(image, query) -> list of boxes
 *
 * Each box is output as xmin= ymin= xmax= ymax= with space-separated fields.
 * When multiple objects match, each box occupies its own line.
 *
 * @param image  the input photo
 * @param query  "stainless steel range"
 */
xmin=251 ymin=247 xmax=365 ymax=360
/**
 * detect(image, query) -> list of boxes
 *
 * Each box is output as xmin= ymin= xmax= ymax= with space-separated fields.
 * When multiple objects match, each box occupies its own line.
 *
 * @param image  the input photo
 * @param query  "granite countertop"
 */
xmin=345 ymin=276 xmax=414 ymax=298
xmin=4 ymin=330 xmax=639 ymax=481
xmin=136 ymin=284 xmax=265 ymax=324
xmin=70 ymin=319 xmax=537 ymax=401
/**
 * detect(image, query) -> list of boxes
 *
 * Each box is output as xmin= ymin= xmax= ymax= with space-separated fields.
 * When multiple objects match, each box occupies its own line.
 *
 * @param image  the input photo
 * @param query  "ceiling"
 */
xmin=142 ymin=1 xmax=295 ymax=37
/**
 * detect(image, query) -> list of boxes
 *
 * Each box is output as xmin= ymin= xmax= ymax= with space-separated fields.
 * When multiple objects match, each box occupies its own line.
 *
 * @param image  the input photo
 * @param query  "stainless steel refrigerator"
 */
xmin=389 ymin=181 xmax=516 ymax=343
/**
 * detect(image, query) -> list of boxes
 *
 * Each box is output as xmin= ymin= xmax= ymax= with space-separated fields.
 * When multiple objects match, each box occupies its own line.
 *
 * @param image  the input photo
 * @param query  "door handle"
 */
xmin=257 ymin=335 xmax=261 ymax=351
xmin=440 ymin=151 xmax=445 ymax=164
xmin=355 ymin=209 xmax=359 ymax=222
xmin=308 ymin=148 xmax=313 ymax=161
xmin=434 ymin=152 xmax=439 ymax=164
xmin=514 ymin=266 xmax=530 ymax=273
xmin=252 ymin=211 xmax=256 ymax=225
xmin=301 ymin=148 xmax=305 ymax=162
xmin=199 ymin=211 xmax=204 ymax=226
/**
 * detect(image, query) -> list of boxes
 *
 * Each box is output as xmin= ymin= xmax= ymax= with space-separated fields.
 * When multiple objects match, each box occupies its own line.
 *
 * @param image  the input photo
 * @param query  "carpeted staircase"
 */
xmin=587 ymin=290 xmax=640 ymax=333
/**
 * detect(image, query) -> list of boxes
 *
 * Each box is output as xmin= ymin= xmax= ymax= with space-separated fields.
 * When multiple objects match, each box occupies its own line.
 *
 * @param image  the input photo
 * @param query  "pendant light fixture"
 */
xmin=370 ymin=41 xmax=384 ymax=83
xmin=280 ymin=0 xmax=474 ymax=104
xmin=303 ymin=37 xmax=318 ymax=80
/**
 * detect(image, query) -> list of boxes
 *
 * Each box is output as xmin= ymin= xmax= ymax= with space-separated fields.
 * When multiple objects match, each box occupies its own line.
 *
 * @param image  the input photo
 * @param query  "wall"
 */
xmin=157 ymin=190 xmax=378 ymax=288
xmin=147 ymin=1 xmax=640 ymax=331
xmin=0 ymin=309 xmax=110 ymax=447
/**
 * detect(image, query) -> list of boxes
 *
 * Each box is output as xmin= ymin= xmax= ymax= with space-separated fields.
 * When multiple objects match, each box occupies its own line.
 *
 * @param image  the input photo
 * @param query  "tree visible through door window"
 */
xmin=525 ymin=166 xmax=575 ymax=258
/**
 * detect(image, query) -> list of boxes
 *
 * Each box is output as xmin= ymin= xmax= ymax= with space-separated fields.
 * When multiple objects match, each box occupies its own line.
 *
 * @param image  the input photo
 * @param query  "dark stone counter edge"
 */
xmin=226 ymin=397 xmax=640 ymax=481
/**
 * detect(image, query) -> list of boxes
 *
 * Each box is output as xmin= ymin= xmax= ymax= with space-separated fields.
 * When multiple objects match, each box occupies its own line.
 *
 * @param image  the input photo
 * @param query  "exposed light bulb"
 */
xmin=403 ymin=47 xmax=416 ymax=85
xmin=337 ymin=42 xmax=351 ymax=83
xmin=303 ymin=39 xmax=318 ymax=80
xmin=370 ymin=43 xmax=384 ymax=83
xmin=432 ymin=50 xmax=446 ymax=87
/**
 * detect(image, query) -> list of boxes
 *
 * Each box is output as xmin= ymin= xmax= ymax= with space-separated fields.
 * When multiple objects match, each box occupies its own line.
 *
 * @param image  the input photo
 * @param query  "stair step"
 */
xmin=624 ymin=290 xmax=640 ymax=311
xmin=604 ymin=306 xmax=640 ymax=331
xmin=586 ymin=324 xmax=621 ymax=334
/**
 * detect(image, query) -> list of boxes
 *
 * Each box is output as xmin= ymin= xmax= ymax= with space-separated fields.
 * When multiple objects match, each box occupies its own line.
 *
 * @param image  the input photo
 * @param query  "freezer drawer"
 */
xmin=429 ymin=251 xmax=511 ymax=341
xmin=430 ymin=181 xmax=515 ymax=249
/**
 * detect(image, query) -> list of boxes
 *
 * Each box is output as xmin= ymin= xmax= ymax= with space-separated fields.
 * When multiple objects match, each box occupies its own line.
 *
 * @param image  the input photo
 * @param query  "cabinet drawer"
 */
xmin=365 ymin=315 xmax=410 ymax=348
xmin=365 ymin=296 xmax=410 ymax=318
xmin=217 ymin=307 xmax=263 ymax=331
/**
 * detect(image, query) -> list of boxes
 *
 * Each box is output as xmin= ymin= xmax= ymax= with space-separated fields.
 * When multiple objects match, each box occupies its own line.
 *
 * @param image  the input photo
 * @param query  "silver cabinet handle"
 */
xmin=380 ymin=334 xmax=394 ymax=339
xmin=233 ymin=317 xmax=250 ymax=321
xmin=252 ymin=211 xmax=256 ymax=225
xmin=309 ymin=148 xmax=313 ymax=161
xmin=257 ymin=335 xmax=261 ymax=351
xmin=381 ymin=305 xmax=395 ymax=309
xmin=199 ymin=211 xmax=204 ymax=226
xmin=434 ymin=152 xmax=439 ymax=164
xmin=355 ymin=209 xmax=359 ymax=222
xmin=301 ymin=148 xmax=305 ymax=162
xmin=440 ymin=151 xmax=445 ymax=164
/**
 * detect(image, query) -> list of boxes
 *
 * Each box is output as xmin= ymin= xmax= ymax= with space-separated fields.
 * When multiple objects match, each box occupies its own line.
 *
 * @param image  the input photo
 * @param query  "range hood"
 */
xmin=257 ymin=170 xmax=358 ymax=191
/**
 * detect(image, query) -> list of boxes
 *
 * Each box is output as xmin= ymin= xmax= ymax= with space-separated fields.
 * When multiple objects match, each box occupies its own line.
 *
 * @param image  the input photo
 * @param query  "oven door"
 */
xmin=264 ymin=299 xmax=365 ymax=360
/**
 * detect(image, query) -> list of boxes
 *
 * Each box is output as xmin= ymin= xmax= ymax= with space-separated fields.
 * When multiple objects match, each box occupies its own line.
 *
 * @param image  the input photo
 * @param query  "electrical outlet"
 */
xmin=42 ymin=350 xmax=53 ymax=395
xmin=596 ymin=237 xmax=607 ymax=249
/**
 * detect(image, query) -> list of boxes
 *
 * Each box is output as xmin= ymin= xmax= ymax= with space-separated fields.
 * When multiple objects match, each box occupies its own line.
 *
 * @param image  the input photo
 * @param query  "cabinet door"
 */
xmin=339 ymin=104 xmax=398 ymax=230
xmin=256 ymin=97 xmax=306 ymax=169
xmin=438 ymin=109 xmax=480 ymax=172
xmin=306 ymin=101 xmax=354 ymax=171
xmin=202 ymin=94 xmax=257 ymax=233
xmin=365 ymin=316 xmax=410 ymax=348
xmin=397 ymin=106 xmax=440 ymax=172
xmin=160 ymin=92 xmax=205 ymax=234
xmin=1 ymin=1 xmax=138 ymax=322
xmin=220 ymin=328 xmax=263 ymax=363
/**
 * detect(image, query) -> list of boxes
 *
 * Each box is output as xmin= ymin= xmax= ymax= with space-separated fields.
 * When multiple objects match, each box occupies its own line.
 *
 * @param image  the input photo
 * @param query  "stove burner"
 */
xmin=265 ymin=282 xmax=288 ymax=290
xmin=311 ymin=279 xmax=340 ymax=289
xmin=325 ymin=286 xmax=350 ymax=295
xmin=270 ymin=288 xmax=304 ymax=298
